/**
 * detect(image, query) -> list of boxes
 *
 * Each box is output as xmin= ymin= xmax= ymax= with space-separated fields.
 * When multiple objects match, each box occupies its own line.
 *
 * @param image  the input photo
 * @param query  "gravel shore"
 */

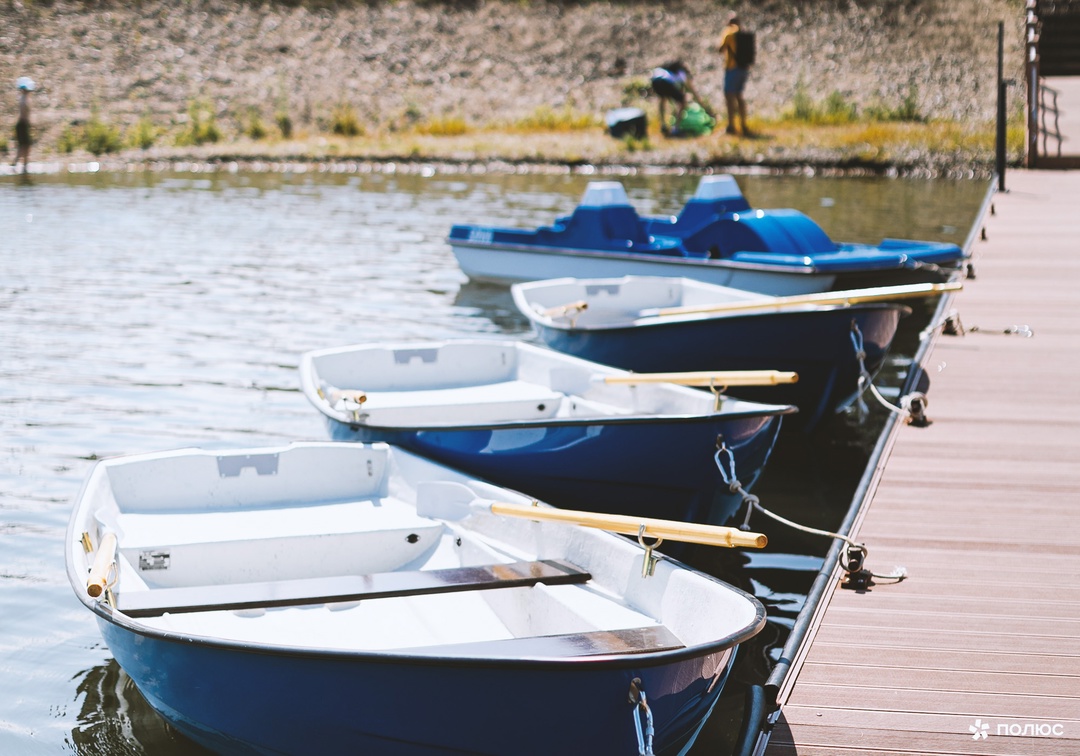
xmin=1 ymin=0 xmax=1025 ymax=172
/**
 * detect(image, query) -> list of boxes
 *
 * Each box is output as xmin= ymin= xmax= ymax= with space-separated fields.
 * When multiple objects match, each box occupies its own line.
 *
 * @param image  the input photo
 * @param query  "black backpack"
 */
xmin=734 ymin=31 xmax=756 ymax=67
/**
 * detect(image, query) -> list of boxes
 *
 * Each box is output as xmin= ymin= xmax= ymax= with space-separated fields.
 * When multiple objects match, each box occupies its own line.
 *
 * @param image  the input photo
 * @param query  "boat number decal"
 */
xmin=139 ymin=551 xmax=171 ymax=571
xmin=468 ymin=229 xmax=494 ymax=243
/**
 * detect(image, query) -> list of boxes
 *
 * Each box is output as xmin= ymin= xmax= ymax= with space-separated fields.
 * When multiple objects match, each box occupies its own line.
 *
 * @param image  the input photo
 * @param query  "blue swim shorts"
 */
xmin=724 ymin=68 xmax=749 ymax=95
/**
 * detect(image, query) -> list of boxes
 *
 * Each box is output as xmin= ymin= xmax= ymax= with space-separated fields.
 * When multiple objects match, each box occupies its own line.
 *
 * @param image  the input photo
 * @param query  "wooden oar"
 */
xmin=599 ymin=369 xmax=797 ymax=387
xmin=417 ymin=482 xmax=767 ymax=549
xmin=642 ymin=281 xmax=963 ymax=319
xmin=540 ymin=300 xmax=588 ymax=318
xmin=86 ymin=532 xmax=117 ymax=598
xmin=325 ymin=388 xmax=367 ymax=405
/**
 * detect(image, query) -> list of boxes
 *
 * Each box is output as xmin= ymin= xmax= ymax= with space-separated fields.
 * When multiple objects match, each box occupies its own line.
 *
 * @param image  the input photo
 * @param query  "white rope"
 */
xmin=716 ymin=447 xmax=906 ymax=584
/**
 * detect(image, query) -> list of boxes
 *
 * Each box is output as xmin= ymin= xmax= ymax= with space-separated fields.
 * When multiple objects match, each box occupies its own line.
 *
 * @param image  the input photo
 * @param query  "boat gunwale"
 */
xmin=447 ymin=237 xmax=827 ymax=276
xmin=517 ymin=300 xmax=915 ymax=333
xmin=71 ymin=555 xmax=767 ymax=671
xmin=319 ymin=404 xmax=797 ymax=433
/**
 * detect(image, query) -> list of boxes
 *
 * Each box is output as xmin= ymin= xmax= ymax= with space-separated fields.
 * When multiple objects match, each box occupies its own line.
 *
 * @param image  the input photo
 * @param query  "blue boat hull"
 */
xmin=448 ymin=177 xmax=965 ymax=292
xmin=530 ymin=304 xmax=908 ymax=433
xmin=324 ymin=414 xmax=783 ymax=527
xmin=98 ymin=609 xmax=744 ymax=756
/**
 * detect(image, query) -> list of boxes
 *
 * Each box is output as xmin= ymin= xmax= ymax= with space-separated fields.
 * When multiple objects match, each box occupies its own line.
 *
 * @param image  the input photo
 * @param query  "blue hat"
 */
xmin=17 ymin=77 xmax=36 ymax=91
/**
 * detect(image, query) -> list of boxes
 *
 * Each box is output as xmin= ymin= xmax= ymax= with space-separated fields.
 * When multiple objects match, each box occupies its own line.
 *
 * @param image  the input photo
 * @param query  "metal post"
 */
xmin=1026 ymin=2 xmax=1039 ymax=167
xmin=997 ymin=21 xmax=1007 ymax=191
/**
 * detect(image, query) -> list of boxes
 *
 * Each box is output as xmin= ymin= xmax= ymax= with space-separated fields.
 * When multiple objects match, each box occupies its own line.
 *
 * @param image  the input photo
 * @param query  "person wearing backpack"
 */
xmin=718 ymin=13 xmax=754 ymax=136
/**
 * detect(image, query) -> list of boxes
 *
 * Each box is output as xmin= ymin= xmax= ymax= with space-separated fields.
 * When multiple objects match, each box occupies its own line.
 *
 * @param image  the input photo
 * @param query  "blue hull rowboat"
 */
xmin=448 ymin=176 xmax=965 ymax=294
xmin=300 ymin=340 xmax=794 ymax=526
xmin=511 ymin=277 xmax=924 ymax=433
xmin=67 ymin=442 xmax=768 ymax=756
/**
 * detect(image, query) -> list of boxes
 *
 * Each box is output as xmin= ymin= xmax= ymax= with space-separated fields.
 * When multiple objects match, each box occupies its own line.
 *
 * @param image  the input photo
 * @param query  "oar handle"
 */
xmin=490 ymin=502 xmax=767 ymax=549
xmin=541 ymin=300 xmax=589 ymax=318
xmin=332 ymin=388 xmax=367 ymax=405
xmin=603 ymin=370 xmax=798 ymax=387
xmin=652 ymin=281 xmax=963 ymax=318
xmin=86 ymin=532 xmax=117 ymax=598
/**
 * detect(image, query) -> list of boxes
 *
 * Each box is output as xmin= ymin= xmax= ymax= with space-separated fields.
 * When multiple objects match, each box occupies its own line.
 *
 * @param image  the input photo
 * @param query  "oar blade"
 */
xmin=415 ymin=481 xmax=489 ymax=521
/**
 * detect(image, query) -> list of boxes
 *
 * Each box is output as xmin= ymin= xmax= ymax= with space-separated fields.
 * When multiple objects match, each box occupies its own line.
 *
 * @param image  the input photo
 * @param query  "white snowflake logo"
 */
xmin=969 ymin=719 xmax=990 ymax=740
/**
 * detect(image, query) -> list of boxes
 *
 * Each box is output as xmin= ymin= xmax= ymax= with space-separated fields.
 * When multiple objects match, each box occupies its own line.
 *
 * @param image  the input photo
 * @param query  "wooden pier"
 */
xmin=766 ymin=170 xmax=1080 ymax=755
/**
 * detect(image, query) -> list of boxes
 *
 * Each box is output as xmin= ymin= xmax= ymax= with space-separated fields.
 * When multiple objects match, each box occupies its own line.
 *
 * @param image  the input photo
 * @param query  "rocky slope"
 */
xmin=1 ymin=0 xmax=1026 ymax=166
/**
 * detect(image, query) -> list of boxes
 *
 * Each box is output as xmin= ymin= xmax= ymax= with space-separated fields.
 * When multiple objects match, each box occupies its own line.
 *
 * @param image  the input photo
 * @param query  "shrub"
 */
xmin=275 ymin=110 xmax=293 ymax=139
xmin=823 ymin=91 xmax=858 ymax=124
xmin=176 ymin=99 xmax=222 ymax=146
xmin=243 ymin=109 xmax=269 ymax=140
xmin=84 ymin=116 xmax=123 ymax=155
xmin=128 ymin=116 xmax=158 ymax=150
xmin=330 ymin=103 xmax=364 ymax=136
xmin=57 ymin=124 xmax=81 ymax=153
xmin=866 ymin=84 xmax=925 ymax=123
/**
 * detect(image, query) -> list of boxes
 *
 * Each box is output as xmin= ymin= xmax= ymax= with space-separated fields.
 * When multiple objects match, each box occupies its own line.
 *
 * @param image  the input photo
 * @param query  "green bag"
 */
xmin=677 ymin=102 xmax=715 ymax=136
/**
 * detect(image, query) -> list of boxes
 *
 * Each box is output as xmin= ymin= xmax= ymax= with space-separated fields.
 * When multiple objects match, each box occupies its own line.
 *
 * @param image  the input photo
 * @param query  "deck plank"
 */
xmin=768 ymin=171 xmax=1080 ymax=756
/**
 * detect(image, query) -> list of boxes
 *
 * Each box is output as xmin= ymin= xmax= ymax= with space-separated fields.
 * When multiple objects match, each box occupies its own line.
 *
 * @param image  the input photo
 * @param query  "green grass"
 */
xmin=175 ymin=99 xmax=222 ymax=146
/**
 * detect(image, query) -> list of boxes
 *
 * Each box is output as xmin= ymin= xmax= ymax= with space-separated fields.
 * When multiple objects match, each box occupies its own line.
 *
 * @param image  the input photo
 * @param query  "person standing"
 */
xmin=13 ymin=77 xmax=34 ymax=173
xmin=650 ymin=61 xmax=713 ymax=137
xmin=718 ymin=14 xmax=752 ymax=136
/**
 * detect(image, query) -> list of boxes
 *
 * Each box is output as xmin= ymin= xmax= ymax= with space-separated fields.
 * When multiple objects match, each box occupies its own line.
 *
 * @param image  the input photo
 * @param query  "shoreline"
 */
xmin=2 ymin=0 xmax=1024 ymax=178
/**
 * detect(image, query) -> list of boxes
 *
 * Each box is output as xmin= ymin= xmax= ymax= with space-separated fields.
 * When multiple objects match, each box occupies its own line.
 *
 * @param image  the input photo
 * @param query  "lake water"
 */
xmin=0 ymin=164 xmax=989 ymax=755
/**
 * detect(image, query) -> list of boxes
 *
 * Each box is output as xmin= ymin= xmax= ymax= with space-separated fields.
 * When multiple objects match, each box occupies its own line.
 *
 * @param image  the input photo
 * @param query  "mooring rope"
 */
xmin=714 ymin=445 xmax=906 ymax=586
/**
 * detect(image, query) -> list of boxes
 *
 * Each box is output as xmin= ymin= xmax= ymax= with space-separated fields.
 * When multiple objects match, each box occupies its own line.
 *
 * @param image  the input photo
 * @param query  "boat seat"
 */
xmin=355 ymin=380 xmax=564 ymax=426
xmin=107 ymin=498 xmax=449 ymax=589
xmin=406 ymin=624 xmax=686 ymax=659
xmin=117 ymin=559 xmax=591 ymax=618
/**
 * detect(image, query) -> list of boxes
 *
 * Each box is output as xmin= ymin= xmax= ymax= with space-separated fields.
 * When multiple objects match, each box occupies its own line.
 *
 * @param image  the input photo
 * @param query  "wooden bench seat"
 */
xmin=356 ymin=380 xmax=565 ymax=426
xmin=118 ymin=559 xmax=590 ymax=618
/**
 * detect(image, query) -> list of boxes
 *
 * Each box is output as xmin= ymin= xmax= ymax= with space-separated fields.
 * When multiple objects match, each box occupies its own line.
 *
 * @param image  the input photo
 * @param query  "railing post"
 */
xmin=1026 ymin=1 xmax=1040 ymax=167
xmin=997 ymin=21 xmax=1007 ymax=191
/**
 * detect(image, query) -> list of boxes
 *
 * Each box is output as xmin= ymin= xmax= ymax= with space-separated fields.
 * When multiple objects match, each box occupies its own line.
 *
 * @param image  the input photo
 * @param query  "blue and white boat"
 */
xmin=448 ymin=176 xmax=965 ymax=295
xmin=67 ymin=441 xmax=768 ymax=756
xmin=300 ymin=339 xmax=794 ymax=525
xmin=509 ymin=277 xmax=942 ymax=433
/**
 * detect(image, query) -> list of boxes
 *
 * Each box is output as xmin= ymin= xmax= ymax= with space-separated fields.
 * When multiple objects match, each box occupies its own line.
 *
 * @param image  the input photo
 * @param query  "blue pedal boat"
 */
xmin=300 ymin=339 xmax=794 ymax=526
xmin=447 ymin=176 xmax=965 ymax=295
xmin=67 ymin=442 xmax=768 ymax=756
xmin=511 ymin=276 xmax=927 ymax=433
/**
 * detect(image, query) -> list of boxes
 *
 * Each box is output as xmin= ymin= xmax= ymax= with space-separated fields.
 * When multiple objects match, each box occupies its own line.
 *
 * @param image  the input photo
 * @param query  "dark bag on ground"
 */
xmin=605 ymin=107 xmax=648 ymax=139
xmin=734 ymin=31 xmax=756 ymax=67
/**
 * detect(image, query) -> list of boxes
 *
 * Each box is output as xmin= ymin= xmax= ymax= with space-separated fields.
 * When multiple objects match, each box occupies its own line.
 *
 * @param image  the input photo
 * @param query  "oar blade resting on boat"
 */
xmin=416 ymin=481 xmax=767 ymax=549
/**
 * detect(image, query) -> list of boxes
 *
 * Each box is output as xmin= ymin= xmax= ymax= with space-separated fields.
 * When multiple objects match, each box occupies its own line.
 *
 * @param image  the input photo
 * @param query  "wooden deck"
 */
xmin=766 ymin=170 xmax=1080 ymax=755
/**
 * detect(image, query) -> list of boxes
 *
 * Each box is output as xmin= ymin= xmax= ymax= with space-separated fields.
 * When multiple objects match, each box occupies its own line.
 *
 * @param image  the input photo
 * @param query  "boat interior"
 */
xmin=514 ymin=276 xmax=770 ymax=328
xmin=75 ymin=444 xmax=756 ymax=658
xmin=304 ymin=341 xmax=722 ymax=426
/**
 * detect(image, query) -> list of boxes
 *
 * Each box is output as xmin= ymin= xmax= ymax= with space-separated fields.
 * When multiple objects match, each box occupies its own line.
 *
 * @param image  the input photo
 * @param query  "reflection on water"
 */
xmin=71 ymin=661 xmax=212 ymax=755
xmin=0 ymin=166 xmax=989 ymax=755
